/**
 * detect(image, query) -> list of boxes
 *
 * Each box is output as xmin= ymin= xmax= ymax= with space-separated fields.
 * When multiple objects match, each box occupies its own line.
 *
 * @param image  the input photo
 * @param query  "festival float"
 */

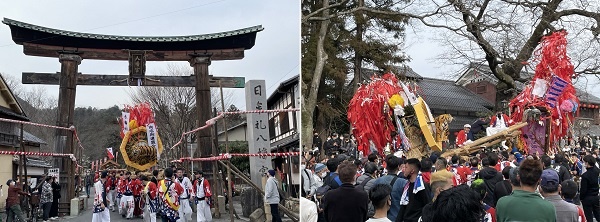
xmin=348 ymin=73 xmax=453 ymax=159
xmin=445 ymin=31 xmax=579 ymax=157
xmin=119 ymin=103 xmax=164 ymax=171
xmin=350 ymin=31 xmax=580 ymax=159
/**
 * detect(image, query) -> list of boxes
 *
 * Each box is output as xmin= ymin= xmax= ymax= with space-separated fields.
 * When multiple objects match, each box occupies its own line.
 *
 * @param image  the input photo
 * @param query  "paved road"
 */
xmin=58 ymin=192 xmax=250 ymax=222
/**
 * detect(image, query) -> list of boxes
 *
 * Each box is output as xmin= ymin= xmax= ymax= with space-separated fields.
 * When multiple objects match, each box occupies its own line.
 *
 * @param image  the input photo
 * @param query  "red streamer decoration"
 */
xmin=348 ymin=73 xmax=404 ymax=156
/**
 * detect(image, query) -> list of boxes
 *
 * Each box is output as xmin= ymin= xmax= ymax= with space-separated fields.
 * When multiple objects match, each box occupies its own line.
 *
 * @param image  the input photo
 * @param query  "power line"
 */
xmin=0 ymin=0 xmax=228 ymax=48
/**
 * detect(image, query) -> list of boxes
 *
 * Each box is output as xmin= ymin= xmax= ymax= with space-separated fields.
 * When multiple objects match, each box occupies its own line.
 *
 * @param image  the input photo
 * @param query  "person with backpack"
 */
xmin=301 ymin=162 xmax=316 ymax=197
xmin=374 ymin=155 xmax=407 ymax=222
xmin=356 ymin=162 xmax=379 ymax=218
xmin=322 ymin=158 xmax=343 ymax=190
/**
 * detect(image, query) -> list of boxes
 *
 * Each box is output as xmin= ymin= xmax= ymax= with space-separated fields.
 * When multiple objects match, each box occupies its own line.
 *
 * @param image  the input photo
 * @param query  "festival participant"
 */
xmin=471 ymin=179 xmax=496 ymax=222
xmin=366 ymin=184 xmax=392 ymax=222
xmin=119 ymin=171 xmax=135 ymax=219
xmin=420 ymin=185 xmax=484 ymax=222
xmin=561 ymin=180 xmax=586 ymax=222
xmin=175 ymin=168 xmax=194 ymax=222
xmin=322 ymin=161 xmax=368 ymax=222
xmin=539 ymin=169 xmax=579 ymax=222
xmin=141 ymin=175 xmax=158 ymax=222
xmin=448 ymin=155 xmax=463 ymax=185
xmin=85 ymin=172 xmax=93 ymax=198
xmin=508 ymin=167 xmax=521 ymax=191
xmin=456 ymin=124 xmax=474 ymax=147
xmin=132 ymin=173 xmax=144 ymax=218
xmin=356 ymin=162 xmax=378 ymax=193
xmin=493 ymin=166 xmax=512 ymax=205
xmin=374 ymin=155 xmax=407 ymax=221
xmin=92 ymin=171 xmax=110 ymax=222
xmin=107 ymin=171 xmax=117 ymax=212
xmin=158 ymin=168 xmax=184 ymax=222
xmin=467 ymin=158 xmax=480 ymax=186
xmin=428 ymin=170 xmax=453 ymax=202
xmin=580 ymin=155 xmax=600 ymax=221
xmin=116 ymin=172 xmax=124 ymax=212
xmin=496 ymin=159 xmax=556 ymax=222
xmin=420 ymin=158 xmax=433 ymax=184
xmin=398 ymin=158 xmax=431 ymax=222
xmin=193 ymin=171 xmax=212 ymax=222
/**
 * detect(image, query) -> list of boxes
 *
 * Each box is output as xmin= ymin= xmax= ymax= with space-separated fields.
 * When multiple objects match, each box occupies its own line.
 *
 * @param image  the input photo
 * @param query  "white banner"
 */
xmin=122 ymin=112 xmax=130 ymax=134
xmin=48 ymin=168 xmax=59 ymax=183
xmin=146 ymin=123 xmax=159 ymax=160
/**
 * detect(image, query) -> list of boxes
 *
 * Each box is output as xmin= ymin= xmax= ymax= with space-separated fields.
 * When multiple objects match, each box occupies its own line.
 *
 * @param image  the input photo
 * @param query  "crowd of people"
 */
xmin=91 ymin=166 xmax=213 ymax=222
xmin=4 ymin=175 xmax=61 ymax=222
xmin=301 ymin=139 xmax=600 ymax=222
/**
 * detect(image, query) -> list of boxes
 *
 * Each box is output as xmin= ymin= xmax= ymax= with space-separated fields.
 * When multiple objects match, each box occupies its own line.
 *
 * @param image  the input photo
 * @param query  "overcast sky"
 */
xmin=0 ymin=0 xmax=299 ymax=109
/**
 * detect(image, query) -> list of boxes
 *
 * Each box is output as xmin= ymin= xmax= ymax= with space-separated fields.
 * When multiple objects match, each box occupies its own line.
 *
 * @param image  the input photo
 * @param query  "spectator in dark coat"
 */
xmin=494 ymin=166 xmax=513 ymax=205
xmin=323 ymin=161 xmax=369 ymax=222
xmin=478 ymin=157 xmax=503 ymax=207
xmin=50 ymin=177 xmax=61 ymax=219
xmin=580 ymin=155 xmax=600 ymax=221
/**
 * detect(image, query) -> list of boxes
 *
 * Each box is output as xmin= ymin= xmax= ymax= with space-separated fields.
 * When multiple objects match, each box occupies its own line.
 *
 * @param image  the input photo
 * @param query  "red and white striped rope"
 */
xmin=0 ymin=117 xmax=73 ymax=131
xmin=172 ymin=152 xmax=300 ymax=162
xmin=170 ymin=108 xmax=299 ymax=150
xmin=0 ymin=117 xmax=86 ymax=150
xmin=217 ymin=108 xmax=300 ymax=115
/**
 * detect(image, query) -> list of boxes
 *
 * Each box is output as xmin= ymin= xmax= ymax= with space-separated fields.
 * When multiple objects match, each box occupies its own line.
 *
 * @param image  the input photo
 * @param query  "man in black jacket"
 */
xmin=478 ymin=156 xmax=503 ymax=207
xmin=580 ymin=155 xmax=600 ymax=221
xmin=398 ymin=158 xmax=431 ymax=222
xmin=324 ymin=133 xmax=341 ymax=157
xmin=323 ymin=161 xmax=369 ymax=222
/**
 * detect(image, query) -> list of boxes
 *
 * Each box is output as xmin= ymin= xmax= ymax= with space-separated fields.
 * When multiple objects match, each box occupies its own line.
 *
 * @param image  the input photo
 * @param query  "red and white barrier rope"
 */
xmin=0 ymin=117 xmax=73 ymax=131
xmin=217 ymin=108 xmax=300 ymax=115
xmin=171 ymin=152 xmax=300 ymax=163
xmin=170 ymin=108 xmax=300 ymax=150
xmin=0 ymin=117 xmax=86 ymax=150
xmin=0 ymin=150 xmax=76 ymax=163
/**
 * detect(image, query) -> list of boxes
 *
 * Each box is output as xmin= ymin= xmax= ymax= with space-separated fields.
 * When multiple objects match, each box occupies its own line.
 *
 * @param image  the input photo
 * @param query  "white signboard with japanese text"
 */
xmin=245 ymin=80 xmax=272 ymax=186
xmin=48 ymin=168 xmax=59 ymax=183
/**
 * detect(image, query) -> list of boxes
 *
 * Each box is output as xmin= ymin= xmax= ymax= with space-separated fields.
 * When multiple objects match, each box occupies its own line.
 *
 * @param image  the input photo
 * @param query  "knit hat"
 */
xmin=5 ymin=179 xmax=13 ymax=186
xmin=268 ymin=169 xmax=276 ymax=177
xmin=315 ymin=163 xmax=326 ymax=172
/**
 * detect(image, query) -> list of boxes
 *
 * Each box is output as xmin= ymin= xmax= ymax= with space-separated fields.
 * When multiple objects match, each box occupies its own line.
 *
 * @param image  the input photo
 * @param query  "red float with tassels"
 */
xmin=508 ymin=30 xmax=579 ymax=155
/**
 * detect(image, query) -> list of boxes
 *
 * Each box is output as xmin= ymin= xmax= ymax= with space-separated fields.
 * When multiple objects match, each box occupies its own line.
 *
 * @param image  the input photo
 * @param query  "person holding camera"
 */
xmin=6 ymin=178 xmax=30 ymax=222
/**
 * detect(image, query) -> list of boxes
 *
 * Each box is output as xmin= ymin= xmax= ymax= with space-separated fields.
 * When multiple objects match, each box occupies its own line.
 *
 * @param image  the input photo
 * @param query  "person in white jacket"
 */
xmin=264 ymin=170 xmax=281 ymax=222
xmin=92 ymin=171 xmax=110 ymax=222
xmin=300 ymin=196 xmax=318 ymax=222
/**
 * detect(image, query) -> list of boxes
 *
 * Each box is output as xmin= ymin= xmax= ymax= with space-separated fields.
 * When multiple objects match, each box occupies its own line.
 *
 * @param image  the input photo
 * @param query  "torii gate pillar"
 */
xmin=190 ymin=55 xmax=213 ymax=172
xmin=56 ymin=53 xmax=80 ymax=201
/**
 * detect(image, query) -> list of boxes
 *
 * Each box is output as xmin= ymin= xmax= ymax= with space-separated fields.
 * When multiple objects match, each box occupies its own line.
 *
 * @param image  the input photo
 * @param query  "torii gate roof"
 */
xmin=3 ymin=18 xmax=263 ymax=61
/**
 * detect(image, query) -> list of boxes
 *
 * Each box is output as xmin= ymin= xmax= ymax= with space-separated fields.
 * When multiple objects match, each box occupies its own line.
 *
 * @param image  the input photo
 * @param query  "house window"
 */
xmin=476 ymin=85 xmax=486 ymax=94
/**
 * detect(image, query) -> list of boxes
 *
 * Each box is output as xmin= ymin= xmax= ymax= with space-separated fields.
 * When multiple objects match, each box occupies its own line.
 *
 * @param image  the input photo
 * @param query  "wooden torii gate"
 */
xmin=3 ymin=18 xmax=262 ymax=208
